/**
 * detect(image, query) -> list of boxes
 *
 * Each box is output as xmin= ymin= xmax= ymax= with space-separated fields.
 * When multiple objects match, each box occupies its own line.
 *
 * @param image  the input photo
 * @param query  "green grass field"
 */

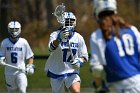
xmin=0 ymin=59 xmax=93 ymax=90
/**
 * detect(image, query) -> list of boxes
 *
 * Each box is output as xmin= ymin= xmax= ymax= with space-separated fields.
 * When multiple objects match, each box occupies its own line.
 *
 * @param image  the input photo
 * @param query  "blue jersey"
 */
xmin=104 ymin=26 xmax=140 ymax=83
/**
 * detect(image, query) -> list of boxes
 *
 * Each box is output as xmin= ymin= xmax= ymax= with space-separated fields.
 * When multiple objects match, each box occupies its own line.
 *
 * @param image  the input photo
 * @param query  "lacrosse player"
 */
xmin=90 ymin=0 xmax=140 ymax=93
xmin=45 ymin=10 xmax=88 ymax=93
xmin=0 ymin=21 xmax=35 ymax=93
xmin=89 ymin=0 xmax=117 ymax=92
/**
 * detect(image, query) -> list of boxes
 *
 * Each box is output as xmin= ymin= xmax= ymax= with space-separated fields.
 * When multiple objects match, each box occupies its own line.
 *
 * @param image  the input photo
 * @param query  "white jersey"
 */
xmin=45 ymin=31 xmax=88 ymax=75
xmin=0 ymin=38 xmax=34 ymax=75
xmin=90 ymin=28 xmax=106 ymax=65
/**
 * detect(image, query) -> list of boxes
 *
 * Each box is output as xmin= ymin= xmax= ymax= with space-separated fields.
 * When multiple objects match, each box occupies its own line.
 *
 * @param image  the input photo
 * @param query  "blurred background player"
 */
xmin=45 ymin=4 xmax=88 ymax=93
xmin=89 ymin=0 xmax=118 ymax=92
xmin=103 ymin=16 xmax=140 ymax=93
xmin=90 ymin=0 xmax=140 ymax=93
xmin=0 ymin=21 xmax=35 ymax=93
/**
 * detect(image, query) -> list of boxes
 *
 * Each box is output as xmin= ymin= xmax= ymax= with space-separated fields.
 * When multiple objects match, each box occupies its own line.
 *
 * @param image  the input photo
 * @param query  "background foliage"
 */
xmin=0 ymin=0 xmax=140 ymax=90
xmin=0 ymin=0 xmax=140 ymax=52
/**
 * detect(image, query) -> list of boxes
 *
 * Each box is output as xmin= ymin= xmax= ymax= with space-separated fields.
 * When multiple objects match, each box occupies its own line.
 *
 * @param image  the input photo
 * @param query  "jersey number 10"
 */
xmin=114 ymin=34 xmax=134 ymax=56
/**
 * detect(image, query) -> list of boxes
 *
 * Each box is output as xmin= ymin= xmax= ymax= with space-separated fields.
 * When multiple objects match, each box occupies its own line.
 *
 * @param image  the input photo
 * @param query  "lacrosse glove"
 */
xmin=26 ymin=64 xmax=35 ymax=75
xmin=57 ymin=28 xmax=71 ymax=42
xmin=0 ymin=57 xmax=6 ymax=66
xmin=71 ymin=58 xmax=84 ymax=69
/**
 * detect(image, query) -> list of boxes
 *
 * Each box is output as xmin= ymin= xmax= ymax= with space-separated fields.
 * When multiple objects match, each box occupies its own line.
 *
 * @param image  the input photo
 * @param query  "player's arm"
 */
xmin=131 ymin=26 xmax=140 ymax=54
xmin=27 ymin=56 xmax=34 ymax=64
xmin=48 ymin=32 xmax=59 ymax=52
xmin=26 ymin=57 xmax=35 ymax=75
xmin=80 ymin=57 xmax=88 ymax=62
xmin=49 ymin=39 xmax=59 ymax=51
xmin=25 ymin=41 xmax=35 ymax=75
xmin=78 ymin=35 xmax=89 ymax=62
xmin=71 ymin=35 xmax=88 ymax=69
xmin=49 ymin=27 xmax=70 ymax=52
xmin=89 ymin=33 xmax=104 ymax=79
xmin=0 ymin=41 xmax=6 ymax=66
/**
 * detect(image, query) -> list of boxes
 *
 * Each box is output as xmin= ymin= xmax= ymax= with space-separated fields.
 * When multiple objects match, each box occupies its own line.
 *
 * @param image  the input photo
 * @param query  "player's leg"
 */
xmin=16 ymin=73 xmax=27 ymax=93
xmin=50 ymin=78 xmax=65 ymax=93
xmin=5 ymin=75 xmax=17 ymax=93
xmin=91 ymin=64 xmax=109 ymax=93
xmin=69 ymin=82 xmax=80 ymax=93
xmin=7 ymin=89 xmax=15 ymax=93
xmin=65 ymin=74 xmax=81 ymax=93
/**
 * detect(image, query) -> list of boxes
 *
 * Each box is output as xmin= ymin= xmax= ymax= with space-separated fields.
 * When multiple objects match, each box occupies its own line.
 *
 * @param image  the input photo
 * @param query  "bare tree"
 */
xmin=18 ymin=0 xmax=28 ymax=24
xmin=35 ymin=0 xmax=46 ymax=21
xmin=26 ymin=0 xmax=34 ymax=22
xmin=45 ymin=0 xmax=54 ymax=29
xmin=0 ymin=0 xmax=9 ymax=38
xmin=135 ymin=0 xmax=140 ymax=14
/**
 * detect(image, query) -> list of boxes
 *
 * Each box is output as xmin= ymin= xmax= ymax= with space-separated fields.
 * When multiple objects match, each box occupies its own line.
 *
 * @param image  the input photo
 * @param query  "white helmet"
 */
xmin=93 ymin=0 xmax=117 ymax=20
xmin=8 ymin=21 xmax=21 ymax=38
xmin=61 ymin=12 xmax=76 ymax=32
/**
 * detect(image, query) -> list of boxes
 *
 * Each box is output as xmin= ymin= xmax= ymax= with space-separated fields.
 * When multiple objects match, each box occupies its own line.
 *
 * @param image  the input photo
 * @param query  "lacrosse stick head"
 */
xmin=53 ymin=3 xmax=65 ymax=24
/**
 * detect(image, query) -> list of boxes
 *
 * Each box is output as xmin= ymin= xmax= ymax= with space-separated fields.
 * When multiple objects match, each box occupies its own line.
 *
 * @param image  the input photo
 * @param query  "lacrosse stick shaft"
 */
xmin=67 ymin=39 xmax=75 ymax=62
xmin=4 ymin=63 xmax=24 ymax=71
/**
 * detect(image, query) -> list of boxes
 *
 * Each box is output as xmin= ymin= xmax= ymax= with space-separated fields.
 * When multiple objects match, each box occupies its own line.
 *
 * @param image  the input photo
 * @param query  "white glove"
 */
xmin=26 ymin=64 xmax=35 ymax=75
xmin=71 ymin=58 xmax=84 ymax=69
xmin=0 ymin=57 xmax=6 ymax=66
xmin=57 ymin=28 xmax=71 ymax=42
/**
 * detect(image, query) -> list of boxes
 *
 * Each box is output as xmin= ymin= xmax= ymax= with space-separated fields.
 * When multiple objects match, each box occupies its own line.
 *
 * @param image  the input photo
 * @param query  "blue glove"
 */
xmin=71 ymin=58 xmax=84 ymax=69
xmin=57 ymin=28 xmax=70 ymax=42
xmin=26 ymin=64 xmax=35 ymax=75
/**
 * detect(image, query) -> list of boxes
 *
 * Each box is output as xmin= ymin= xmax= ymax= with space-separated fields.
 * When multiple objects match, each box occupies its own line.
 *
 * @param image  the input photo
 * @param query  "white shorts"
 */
xmin=5 ymin=72 xmax=27 ymax=91
xmin=50 ymin=74 xmax=81 ymax=93
xmin=112 ymin=74 xmax=140 ymax=93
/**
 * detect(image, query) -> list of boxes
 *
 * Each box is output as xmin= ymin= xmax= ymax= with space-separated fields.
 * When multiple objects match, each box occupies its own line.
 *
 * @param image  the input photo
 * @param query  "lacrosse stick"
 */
xmin=67 ymin=39 xmax=75 ymax=62
xmin=53 ymin=3 xmax=75 ymax=62
xmin=52 ymin=3 xmax=65 ymax=24
xmin=4 ymin=63 xmax=25 ymax=72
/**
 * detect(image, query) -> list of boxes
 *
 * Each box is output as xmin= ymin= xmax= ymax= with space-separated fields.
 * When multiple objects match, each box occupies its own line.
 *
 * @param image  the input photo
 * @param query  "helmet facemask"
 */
xmin=61 ymin=12 xmax=76 ymax=32
xmin=8 ymin=28 xmax=21 ymax=38
xmin=64 ymin=18 xmax=76 ymax=32
xmin=8 ymin=21 xmax=21 ymax=39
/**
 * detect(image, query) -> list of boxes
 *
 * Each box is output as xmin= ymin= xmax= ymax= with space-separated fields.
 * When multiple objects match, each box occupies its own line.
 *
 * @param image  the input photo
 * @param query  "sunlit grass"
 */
xmin=0 ymin=59 xmax=93 ymax=90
